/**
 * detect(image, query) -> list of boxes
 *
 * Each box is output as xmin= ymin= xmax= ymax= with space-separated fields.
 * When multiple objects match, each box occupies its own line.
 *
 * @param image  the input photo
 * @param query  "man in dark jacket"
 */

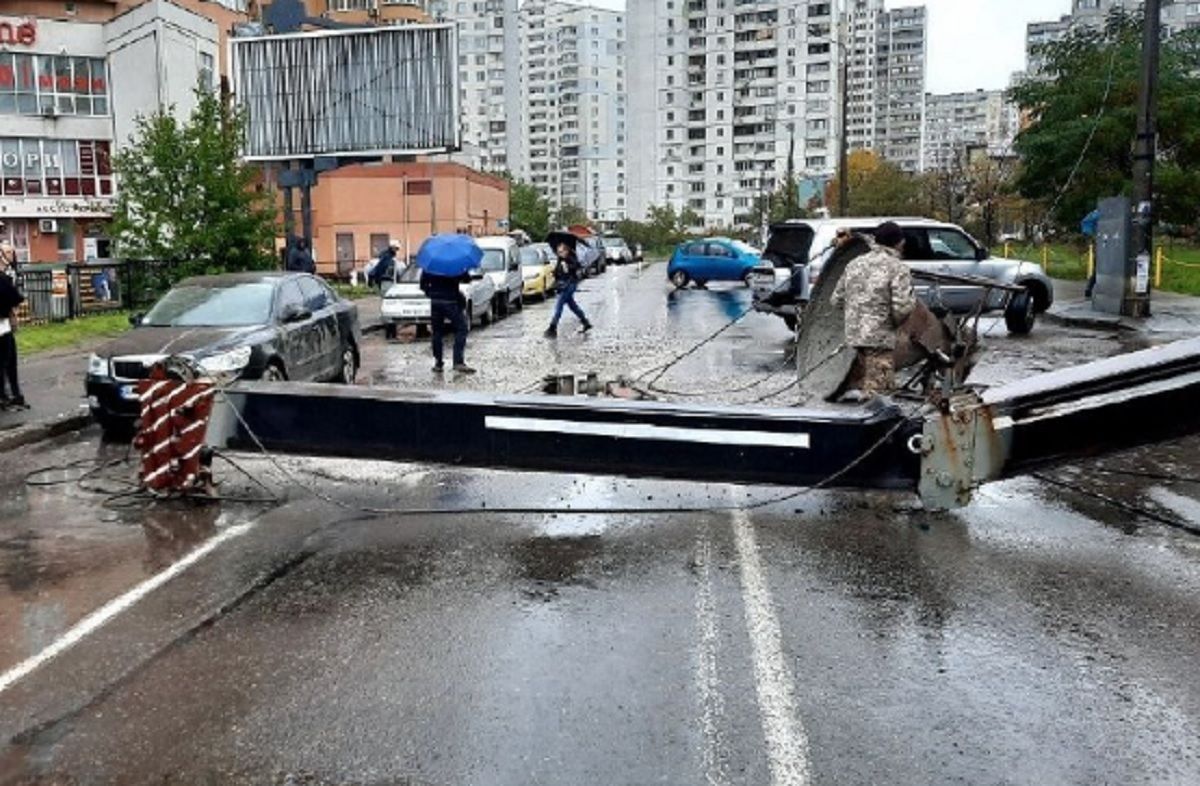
xmin=419 ymin=270 xmax=475 ymax=374
xmin=0 ymin=255 xmax=26 ymax=409
xmin=285 ymin=238 xmax=316 ymax=274
xmin=369 ymin=240 xmax=401 ymax=288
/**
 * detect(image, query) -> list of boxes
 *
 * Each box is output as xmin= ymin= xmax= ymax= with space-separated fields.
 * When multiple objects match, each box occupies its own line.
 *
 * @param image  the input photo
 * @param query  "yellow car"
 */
xmin=520 ymin=244 xmax=556 ymax=299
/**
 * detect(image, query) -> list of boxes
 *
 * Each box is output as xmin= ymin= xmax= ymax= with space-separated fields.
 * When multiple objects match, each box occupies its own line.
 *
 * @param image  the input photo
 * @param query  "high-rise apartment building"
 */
xmin=1026 ymin=1 xmax=1200 ymax=78
xmin=842 ymin=0 xmax=927 ymax=172
xmin=427 ymin=0 xmax=522 ymax=173
xmin=627 ymin=0 xmax=842 ymax=227
xmin=923 ymin=90 xmax=1019 ymax=172
xmin=518 ymin=1 xmax=626 ymax=224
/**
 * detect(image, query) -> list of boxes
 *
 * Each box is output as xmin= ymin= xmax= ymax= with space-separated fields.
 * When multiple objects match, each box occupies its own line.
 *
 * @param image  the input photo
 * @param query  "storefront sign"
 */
xmin=0 ymin=20 xmax=36 ymax=47
xmin=0 ymin=196 xmax=114 ymax=218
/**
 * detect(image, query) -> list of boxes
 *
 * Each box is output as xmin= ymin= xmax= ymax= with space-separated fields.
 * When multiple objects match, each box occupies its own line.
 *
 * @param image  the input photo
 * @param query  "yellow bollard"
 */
xmin=1155 ymin=247 xmax=1163 ymax=289
xmin=1042 ymin=244 xmax=1049 ymax=272
xmin=1087 ymin=245 xmax=1095 ymax=279
xmin=1004 ymin=242 xmax=1011 ymax=259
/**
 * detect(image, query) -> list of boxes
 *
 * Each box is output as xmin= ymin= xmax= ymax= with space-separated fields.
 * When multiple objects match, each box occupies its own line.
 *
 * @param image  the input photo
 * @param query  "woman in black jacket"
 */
xmin=544 ymin=235 xmax=593 ymax=338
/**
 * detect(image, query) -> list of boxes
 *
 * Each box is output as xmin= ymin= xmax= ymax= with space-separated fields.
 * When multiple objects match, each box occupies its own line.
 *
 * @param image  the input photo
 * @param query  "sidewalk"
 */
xmin=0 ymin=345 xmax=94 ymax=451
xmin=1044 ymin=278 xmax=1200 ymax=335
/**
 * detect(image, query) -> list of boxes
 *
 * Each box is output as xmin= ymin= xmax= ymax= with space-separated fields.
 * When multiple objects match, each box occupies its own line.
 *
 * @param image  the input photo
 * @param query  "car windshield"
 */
xmin=480 ymin=249 xmax=507 ymax=271
xmin=610 ymin=238 xmax=628 ymax=248
xmin=519 ymin=248 xmax=542 ymax=265
xmin=142 ymin=282 xmax=275 ymax=327
xmin=397 ymin=263 xmax=422 ymax=283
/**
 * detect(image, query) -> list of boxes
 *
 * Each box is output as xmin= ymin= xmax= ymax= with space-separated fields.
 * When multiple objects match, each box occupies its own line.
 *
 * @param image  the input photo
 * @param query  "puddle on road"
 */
xmin=0 ymin=435 xmax=262 ymax=675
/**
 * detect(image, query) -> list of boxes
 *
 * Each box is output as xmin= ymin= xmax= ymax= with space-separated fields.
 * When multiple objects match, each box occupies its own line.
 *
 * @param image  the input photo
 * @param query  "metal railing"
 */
xmin=11 ymin=259 xmax=174 ymax=324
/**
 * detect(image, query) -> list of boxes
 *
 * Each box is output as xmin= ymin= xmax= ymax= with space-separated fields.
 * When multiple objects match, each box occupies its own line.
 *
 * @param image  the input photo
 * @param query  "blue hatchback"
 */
xmin=667 ymin=238 xmax=761 ymax=289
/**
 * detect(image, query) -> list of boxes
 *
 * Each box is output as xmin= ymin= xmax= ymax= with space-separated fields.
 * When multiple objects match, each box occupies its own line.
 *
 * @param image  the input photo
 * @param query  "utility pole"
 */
xmin=1127 ymin=0 xmax=1160 ymax=318
xmin=838 ymin=24 xmax=850 ymax=217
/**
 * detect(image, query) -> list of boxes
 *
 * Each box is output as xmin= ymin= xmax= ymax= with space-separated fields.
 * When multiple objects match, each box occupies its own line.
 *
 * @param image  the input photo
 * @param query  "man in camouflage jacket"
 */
xmin=831 ymin=221 xmax=916 ymax=396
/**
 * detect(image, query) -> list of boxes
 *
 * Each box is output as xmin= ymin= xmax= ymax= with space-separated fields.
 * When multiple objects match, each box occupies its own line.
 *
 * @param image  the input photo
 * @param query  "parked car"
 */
xmin=520 ymin=244 xmax=556 ymax=299
xmin=750 ymin=217 xmax=1055 ymax=334
xmin=667 ymin=238 xmax=762 ymax=289
xmin=86 ymin=272 xmax=360 ymax=436
xmin=476 ymin=235 xmax=525 ymax=316
xmin=578 ymin=236 xmax=607 ymax=277
xmin=603 ymin=236 xmax=634 ymax=265
xmin=381 ymin=263 xmax=497 ymax=331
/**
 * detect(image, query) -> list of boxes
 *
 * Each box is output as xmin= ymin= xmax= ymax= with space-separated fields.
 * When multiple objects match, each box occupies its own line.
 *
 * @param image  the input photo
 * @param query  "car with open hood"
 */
xmin=86 ymin=272 xmax=360 ymax=436
xmin=750 ymin=217 xmax=1055 ymax=334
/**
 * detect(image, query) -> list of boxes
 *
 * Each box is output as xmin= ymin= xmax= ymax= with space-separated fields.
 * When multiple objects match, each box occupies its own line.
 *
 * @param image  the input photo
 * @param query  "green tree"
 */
xmin=1009 ymin=9 xmax=1200 ymax=228
xmin=553 ymin=203 xmax=590 ymax=228
xmin=112 ymin=90 xmax=276 ymax=281
xmin=507 ymin=179 xmax=551 ymax=240
xmin=827 ymin=149 xmax=922 ymax=218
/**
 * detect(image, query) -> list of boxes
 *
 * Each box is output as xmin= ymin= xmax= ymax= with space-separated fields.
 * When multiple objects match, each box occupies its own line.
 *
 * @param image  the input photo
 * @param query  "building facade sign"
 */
xmin=0 ymin=138 xmax=113 ymax=198
xmin=0 ymin=20 xmax=37 ymax=47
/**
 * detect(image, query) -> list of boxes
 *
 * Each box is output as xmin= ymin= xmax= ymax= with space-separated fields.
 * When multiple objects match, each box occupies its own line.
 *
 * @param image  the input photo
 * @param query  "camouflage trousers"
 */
xmin=849 ymin=348 xmax=896 ymax=397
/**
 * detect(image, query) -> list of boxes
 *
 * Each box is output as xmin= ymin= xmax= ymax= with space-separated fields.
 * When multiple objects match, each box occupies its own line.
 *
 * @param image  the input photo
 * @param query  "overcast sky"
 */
xmin=588 ymin=1 xmax=1074 ymax=95
xmin=891 ymin=0 xmax=1072 ymax=93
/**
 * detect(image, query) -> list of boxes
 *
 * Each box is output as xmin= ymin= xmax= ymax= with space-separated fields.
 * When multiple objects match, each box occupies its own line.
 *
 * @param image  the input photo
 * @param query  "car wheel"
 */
xmin=514 ymin=292 xmax=524 ymax=311
xmin=1005 ymin=289 xmax=1036 ymax=335
xmin=481 ymin=301 xmax=494 ymax=326
xmin=336 ymin=343 xmax=358 ymax=384
xmin=261 ymin=361 xmax=287 ymax=382
xmin=670 ymin=270 xmax=690 ymax=289
xmin=742 ymin=269 xmax=755 ymax=287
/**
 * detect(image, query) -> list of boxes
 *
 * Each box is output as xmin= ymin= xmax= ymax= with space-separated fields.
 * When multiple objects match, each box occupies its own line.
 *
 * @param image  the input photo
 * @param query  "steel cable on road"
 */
xmin=1032 ymin=472 xmax=1200 ymax=538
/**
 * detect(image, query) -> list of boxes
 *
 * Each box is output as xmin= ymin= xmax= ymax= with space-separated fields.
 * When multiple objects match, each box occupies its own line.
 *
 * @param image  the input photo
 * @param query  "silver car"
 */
xmin=750 ymin=217 xmax=1055 ymax=334
xmin=381 ymin=264 xmax=498 ymax=330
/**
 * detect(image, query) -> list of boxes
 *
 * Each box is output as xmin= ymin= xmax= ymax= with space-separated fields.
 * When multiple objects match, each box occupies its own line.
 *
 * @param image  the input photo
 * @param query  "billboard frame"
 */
xmin=228 ymin=23 xmax=461 ymax=162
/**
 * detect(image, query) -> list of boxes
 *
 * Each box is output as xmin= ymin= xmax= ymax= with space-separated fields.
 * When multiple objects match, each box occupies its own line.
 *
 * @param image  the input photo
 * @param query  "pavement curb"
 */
xmin=0 ymin=412 xmax=94 ymax=453
xmin=1043 ymin=310 xmax=1135 ymax=332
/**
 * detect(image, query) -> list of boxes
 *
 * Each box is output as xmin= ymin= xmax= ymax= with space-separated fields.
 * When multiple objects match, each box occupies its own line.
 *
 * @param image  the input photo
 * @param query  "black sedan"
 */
xmin=86 ymin=272 xmax=360 ymax=436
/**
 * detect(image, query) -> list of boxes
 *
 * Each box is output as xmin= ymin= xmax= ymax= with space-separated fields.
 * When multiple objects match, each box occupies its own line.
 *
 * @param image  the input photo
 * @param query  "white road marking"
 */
xmin=0 ymin=521 xmax=254 ymax=695
xmin=485 ymin=416 xmax=811 ymax=449
xmin=731 ymin=510 xmax=811 ymax=786
xmin=694 ymin=531 xmax=728 ymax=786
xmin=1148 ymin=486 xmax=1200 ymax=523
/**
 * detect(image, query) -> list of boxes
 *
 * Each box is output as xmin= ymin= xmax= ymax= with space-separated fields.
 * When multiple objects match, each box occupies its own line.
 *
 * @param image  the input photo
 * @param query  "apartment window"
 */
xmin=198 ymin=52 xmax=214 ymax=92
xmin=806 ymin=156 xmax=826 ymax=167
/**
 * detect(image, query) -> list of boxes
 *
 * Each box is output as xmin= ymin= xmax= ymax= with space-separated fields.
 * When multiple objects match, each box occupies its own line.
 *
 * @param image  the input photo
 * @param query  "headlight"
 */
xmin=88 ymin=354 xmax=108 ymax=376
xmin=197 ymin=346 xmax=253 ymax=376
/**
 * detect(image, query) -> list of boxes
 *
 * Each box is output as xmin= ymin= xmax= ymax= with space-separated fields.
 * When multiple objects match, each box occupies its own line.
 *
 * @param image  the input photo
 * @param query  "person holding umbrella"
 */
xmin=544 ymin=230 xmax=593 ymax=338
xmin=416 ymin=234 xmax=481 ymax=374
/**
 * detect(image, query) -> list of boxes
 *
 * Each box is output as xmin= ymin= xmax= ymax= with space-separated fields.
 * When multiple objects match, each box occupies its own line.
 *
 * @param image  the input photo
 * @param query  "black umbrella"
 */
xmin=546 ymin=231 xmax=581 ymax=251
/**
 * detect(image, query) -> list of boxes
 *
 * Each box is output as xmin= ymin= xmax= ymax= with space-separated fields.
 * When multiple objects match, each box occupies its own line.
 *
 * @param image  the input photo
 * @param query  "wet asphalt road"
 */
xmin=2 ymin=263 xmax=1200 ymax=785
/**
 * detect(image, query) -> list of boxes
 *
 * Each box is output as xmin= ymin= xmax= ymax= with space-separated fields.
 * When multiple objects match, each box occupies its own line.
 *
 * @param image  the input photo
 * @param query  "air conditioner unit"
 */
xmin=39 ymin=219 xmax=58 ymax=234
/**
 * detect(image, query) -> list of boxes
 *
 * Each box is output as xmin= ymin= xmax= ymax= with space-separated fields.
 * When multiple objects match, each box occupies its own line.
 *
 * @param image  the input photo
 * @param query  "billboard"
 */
xmin=229 ymin=25 xmax=459 ymax=161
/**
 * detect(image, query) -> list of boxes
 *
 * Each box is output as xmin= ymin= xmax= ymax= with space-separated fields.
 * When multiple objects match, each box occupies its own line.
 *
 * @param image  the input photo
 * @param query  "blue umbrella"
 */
xmin=416 ymin=233 xmax=483 ymax=277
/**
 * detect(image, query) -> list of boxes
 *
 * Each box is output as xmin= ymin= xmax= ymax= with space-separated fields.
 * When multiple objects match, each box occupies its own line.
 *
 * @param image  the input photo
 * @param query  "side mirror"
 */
xmin=281 ymin=304 xmax=311 ymax=323
xmin=128 ymin=313 xmax=143 ymax=327
xmin=469 ymin=269 xmax=485 ymax=281
xmin=976 ymin=246 xmax=990 ymax=261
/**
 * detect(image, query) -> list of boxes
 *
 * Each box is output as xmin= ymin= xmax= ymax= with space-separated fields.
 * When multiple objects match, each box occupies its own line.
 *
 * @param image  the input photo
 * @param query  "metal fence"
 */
xmin=13 ymin=260 xmax=173 ymax=324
